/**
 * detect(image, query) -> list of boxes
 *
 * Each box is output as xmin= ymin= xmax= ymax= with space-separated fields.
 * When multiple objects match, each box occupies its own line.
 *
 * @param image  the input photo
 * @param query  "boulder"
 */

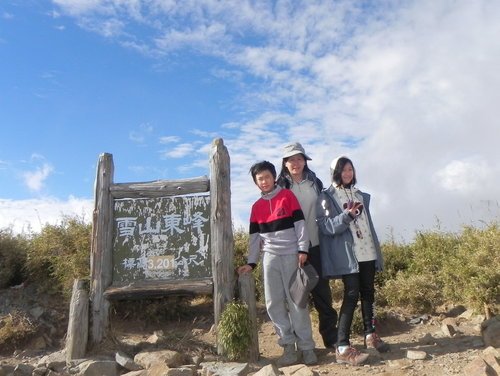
xmin=481 ymin=316 xmax=500 ymax=348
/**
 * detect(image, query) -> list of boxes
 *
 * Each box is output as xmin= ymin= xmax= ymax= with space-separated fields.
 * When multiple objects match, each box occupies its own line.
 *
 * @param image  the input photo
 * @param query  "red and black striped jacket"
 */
xmin=247 ymin=185 xmax=310 ymax=265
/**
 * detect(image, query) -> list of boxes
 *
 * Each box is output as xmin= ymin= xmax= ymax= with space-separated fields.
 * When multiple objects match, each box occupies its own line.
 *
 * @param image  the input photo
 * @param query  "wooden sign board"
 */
xmin=111 ymin=194 xmax=211 ymax=286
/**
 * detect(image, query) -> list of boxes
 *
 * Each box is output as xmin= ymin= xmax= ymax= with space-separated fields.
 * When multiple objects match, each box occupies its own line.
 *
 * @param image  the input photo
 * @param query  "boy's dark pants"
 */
xmin=308 ymin=245 xmax=338 ymax=348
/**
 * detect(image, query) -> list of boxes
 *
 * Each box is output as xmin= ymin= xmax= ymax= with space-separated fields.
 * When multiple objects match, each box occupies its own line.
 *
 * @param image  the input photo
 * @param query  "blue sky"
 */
xmin=1 ymin=0 xmax=499 ymax=242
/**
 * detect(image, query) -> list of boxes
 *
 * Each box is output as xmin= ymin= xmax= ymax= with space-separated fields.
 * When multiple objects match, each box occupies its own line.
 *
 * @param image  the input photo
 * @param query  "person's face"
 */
xmin=341 ymin=162 xmax=354 ymax=186
xmin=255 ymin=170 xmax=275 ymax=193
xmin=285 ymin=154 xmax=306 ymax=178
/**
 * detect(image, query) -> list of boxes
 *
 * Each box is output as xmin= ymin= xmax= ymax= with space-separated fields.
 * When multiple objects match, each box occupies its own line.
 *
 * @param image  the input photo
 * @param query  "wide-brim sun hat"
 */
xmin=282 ymin=142 xmax=312 ymax=160
xmin=289 ymin=263 xmax=319 ymax=308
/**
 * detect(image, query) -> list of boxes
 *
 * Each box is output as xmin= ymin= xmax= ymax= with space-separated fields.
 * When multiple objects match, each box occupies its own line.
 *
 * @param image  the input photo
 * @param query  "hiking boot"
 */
xmin=277 ymin=344 xmax=298 ymax=366
xmin=364 ymin=332 xmax=390 ymax=352
xmin=335 ymin=346 xmax=369 ymax=366
xmin=302 ymin=349 xmax=317 ymax=365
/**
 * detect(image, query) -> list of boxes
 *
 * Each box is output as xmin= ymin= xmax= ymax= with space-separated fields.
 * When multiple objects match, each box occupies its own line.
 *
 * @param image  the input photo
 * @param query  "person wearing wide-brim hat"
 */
xmin=277 ymin=142 xmax=339 ymax=349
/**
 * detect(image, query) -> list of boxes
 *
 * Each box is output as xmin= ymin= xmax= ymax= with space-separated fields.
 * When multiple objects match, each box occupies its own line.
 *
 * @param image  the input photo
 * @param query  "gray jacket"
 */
xmin=315 ymin=185 xmax=384 ymax=279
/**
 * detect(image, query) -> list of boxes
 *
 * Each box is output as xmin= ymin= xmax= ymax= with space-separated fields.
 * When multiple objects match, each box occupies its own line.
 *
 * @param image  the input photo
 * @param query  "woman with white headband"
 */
xmin=316 ymin=156 xmax=389 ymax=366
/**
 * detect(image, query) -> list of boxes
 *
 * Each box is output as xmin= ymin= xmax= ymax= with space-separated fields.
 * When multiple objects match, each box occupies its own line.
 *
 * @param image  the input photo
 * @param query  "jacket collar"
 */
xmin=261 ymin=185 xmax=281 ymax=200
xmin=279 ymin=170 xmax=323 ymax=193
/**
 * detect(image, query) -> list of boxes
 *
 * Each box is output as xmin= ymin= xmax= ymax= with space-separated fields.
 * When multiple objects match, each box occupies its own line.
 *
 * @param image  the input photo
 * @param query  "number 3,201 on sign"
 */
xmin=146 ymin=255 xmax=175 ymax=271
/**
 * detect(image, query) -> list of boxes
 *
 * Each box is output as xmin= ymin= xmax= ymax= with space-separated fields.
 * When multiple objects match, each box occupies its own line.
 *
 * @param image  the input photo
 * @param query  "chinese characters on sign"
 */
xmin=112 ymin=195 xmax=211 ymax=285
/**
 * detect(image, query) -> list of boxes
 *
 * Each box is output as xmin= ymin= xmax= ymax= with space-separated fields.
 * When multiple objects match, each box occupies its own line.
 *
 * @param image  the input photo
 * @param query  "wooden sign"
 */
xmin=112 ymin=194 xmax=211 ymax=286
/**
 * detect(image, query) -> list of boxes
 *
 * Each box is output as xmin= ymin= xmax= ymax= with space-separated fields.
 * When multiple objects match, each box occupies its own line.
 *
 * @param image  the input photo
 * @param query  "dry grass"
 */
xmin=0 ymin=311 xmax=38 ymax=353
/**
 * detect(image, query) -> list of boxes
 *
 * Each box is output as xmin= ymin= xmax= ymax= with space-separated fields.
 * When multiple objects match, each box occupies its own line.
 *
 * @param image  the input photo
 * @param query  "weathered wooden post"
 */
xmin=90 ymin=153 xmax=114 ymax=344
xmin=87 ymin=141 xmax=233 ymax=350
xmin=65 ymin=279 xmax=89 ymax=361
xmin=238 ymin=273 xmax=259 ymax=362
xmin=209 ymin=138 xmax=235 ymax=354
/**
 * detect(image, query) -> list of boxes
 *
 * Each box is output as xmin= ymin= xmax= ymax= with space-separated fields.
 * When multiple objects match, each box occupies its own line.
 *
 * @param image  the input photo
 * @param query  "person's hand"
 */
xmin=298 ymin=253 xmax=308 ymax=267
xmin=237 ymin=264 xmax=252 ymax=275
xmin=348 ymin=202 xmax=363 ymax=217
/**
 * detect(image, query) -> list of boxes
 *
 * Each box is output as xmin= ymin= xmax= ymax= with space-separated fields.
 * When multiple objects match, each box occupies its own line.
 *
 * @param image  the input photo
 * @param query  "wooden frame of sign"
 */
xmin=87 ymin=138 xmax=234 ymax=347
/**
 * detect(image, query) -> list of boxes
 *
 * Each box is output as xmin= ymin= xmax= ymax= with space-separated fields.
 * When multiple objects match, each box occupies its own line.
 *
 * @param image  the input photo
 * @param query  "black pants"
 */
xmin=308 ymin=245 xmax=338 ymax=348
xmin=337 ymin=260 xmax=376 ymax=347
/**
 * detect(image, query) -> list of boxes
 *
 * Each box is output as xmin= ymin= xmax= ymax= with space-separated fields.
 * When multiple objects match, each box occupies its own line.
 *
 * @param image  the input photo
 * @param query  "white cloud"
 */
xmin=129 ymin=123 xmax=153 ymax=144
xmin=161 ymin=143 xmax=195 ymax=158
xmin=154 ymin=23 xmax=228 ymax=54
xmin=0 ymin=196 xmax=93 ymax=234
xmin=219 ymin=0 xmax=500 ymax=242
xmin=42 ymin=0 xmax=500 ymax=242
xmin=22 ymin=163 xmax=54 ymax=192
xmin=159 ymin=136 xmax=180 ymax=144
xmin=221 ymin=122 xmax=239 ymax=129
xmin=52 ymin=0 xmax=112 ymax=16
xmin=190 ymin=129 xmax=218 ymax=138
xmin=435 ymin=158 xmax=491 ymax=194
xmin=96 ymin=18 xmax=125 ymax=37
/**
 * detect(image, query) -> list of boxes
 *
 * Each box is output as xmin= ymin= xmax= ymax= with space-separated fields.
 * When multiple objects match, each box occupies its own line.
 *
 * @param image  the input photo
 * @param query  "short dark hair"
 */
xmin=332 ymin=157 xmax=357 ymax=187
xmin=249 ymin=161 xmax=276 ymax=183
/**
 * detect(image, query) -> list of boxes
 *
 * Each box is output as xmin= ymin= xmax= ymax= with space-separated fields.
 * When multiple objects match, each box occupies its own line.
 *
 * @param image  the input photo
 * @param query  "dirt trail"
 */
xmin=0 ymin=288 xmax=488 ymax=376
xmin=251 ymin=309 xmax=484 ymax=375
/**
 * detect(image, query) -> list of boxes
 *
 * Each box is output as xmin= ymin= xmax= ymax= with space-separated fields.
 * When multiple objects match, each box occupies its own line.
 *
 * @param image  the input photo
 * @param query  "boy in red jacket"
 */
xmin=238 ymin=160 xmax=317 ymax=366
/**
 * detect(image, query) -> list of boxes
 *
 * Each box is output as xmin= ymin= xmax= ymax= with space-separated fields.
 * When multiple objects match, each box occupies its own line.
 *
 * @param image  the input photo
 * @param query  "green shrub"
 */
xmin=380 ymin=272 xmax=444 ymax=313
xmin=350 ymin=308 xmax=364 ymax=335
xmin=26 ymin=215 xmax=91 ymax=298
xmin=377 ymin=223 xmax=499 ymax=314
xmin=376 ymin=240 xmax=412 ymax=288
xmin=233 ymin=228 xmax=249 ymax=269
xmin=218 ymin=301 xmax=252 ymax=361
xmin=2 ymin=211 xmax=497 ymax=331
xmin=329 ymin=279 xmax=344 ymax=302
xmin=441 ymin=224 xmax=500 ymax=312
xmin=408 ymin=230 xmax=460 ymax=275
xmin=233 ymin=228 xmax=264 ymax=302
xmin=0 ymin=229 xmax=28 ymax=288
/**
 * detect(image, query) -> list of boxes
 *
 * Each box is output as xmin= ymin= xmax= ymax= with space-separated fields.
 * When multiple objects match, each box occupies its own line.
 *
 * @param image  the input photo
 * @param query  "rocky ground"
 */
xmin=0 ymin=284 xmax=499 ymax=375
xmin=246 ymin=306 xmax=498 ymax=375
